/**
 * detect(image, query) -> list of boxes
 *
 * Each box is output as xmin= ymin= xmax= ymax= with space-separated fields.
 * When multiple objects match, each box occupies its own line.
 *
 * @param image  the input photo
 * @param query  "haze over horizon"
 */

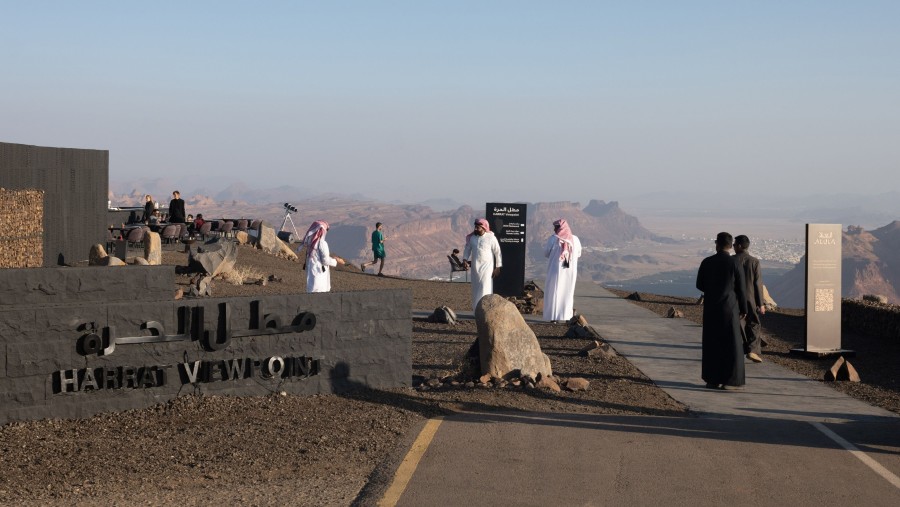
xmin=3 ymin=2 xmax=899 ymax=206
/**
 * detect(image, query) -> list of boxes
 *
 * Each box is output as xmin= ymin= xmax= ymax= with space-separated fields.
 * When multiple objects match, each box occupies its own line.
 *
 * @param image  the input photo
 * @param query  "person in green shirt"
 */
xmin=360 ymin=222 xmax=386 ymax=276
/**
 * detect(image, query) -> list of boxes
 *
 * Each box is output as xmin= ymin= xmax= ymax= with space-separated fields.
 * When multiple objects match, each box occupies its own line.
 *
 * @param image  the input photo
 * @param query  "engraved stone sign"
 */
xmin=487 ymin=202 xmax=527 ymax=298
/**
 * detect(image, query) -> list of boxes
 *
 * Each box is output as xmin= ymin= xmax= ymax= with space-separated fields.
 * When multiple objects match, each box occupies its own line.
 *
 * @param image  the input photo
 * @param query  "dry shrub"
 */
xmin=220 ymin=266 xmax=266 ymax=286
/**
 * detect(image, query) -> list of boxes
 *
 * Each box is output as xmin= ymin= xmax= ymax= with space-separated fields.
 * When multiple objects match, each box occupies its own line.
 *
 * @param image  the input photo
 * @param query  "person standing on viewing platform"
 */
xmin=733 ymin=234 xmax=766 ymax=363
xmin=141 ymin=194 xmax=154 ymax=223
xmin=168 ymin=190 xmax=186 ymax=224
xmin=303 ymin=220 xmax=345 ymax=293
xmin=543 ymin=218 xmax=582 ymax=322
xmin=462 ymin=218 xmax=502 ymax=312
xmin=696 ymin=232 xmax=748 ymax=390
xmin=360 ymin=222 xmax=386 ymax=276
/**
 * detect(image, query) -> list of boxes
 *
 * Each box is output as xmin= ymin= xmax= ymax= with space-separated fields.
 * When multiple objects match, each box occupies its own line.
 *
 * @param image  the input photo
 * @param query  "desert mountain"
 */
xmin=109 ymin=192 xmax=669 ymax=281
xmin=768 ymin=221 xmax=900 ymax=307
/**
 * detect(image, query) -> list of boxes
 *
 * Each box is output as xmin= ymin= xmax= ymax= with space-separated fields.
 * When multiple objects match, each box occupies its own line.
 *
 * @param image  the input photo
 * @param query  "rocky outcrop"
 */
xmin=189 ymin=239 xmax=237 ymax=277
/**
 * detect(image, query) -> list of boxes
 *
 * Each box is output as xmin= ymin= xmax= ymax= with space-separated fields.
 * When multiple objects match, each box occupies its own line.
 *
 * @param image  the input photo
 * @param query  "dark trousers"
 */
xmin=742 ymin=305 xmax=762 ymax=355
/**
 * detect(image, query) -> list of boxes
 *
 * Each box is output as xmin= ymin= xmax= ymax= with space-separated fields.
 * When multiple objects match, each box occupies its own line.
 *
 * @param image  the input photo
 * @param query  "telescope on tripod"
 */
xmin=279 ymin=203 xmax=300 ymax=242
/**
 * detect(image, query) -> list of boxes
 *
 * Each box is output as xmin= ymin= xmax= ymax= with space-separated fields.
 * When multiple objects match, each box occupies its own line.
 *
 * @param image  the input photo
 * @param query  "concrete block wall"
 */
xmin=0 ymin=266 xmax=412 ymax=424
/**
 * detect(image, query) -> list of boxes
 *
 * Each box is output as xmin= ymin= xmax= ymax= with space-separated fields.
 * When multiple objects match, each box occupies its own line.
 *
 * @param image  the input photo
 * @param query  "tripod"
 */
xmin=280 ymin=210 xmax=301 ymax=242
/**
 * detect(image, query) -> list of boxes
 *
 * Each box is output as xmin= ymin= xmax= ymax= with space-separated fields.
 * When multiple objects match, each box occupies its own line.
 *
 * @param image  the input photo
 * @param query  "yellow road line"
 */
xmin=378 ymin=417 xmax=444 ymax=507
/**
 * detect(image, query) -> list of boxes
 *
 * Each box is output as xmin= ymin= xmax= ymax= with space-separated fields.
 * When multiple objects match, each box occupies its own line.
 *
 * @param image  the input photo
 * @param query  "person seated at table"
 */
xmin=148 ymin=209 xmax=162 ymax=226
xmin=194 ymin=213 xmax=205 ymax=228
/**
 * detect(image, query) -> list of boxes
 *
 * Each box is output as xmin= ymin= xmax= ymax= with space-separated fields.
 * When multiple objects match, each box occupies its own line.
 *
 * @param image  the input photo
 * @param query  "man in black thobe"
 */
xmin=734 ymin=235 xmax=765 ymax=363
xmin=696 ymin=232 xmax=748 ymax=390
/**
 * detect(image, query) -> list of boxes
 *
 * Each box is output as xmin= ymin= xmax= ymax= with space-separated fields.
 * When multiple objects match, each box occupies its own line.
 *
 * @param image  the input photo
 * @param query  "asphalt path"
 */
xmin=372 ymin=286 xmax=900 ymax=506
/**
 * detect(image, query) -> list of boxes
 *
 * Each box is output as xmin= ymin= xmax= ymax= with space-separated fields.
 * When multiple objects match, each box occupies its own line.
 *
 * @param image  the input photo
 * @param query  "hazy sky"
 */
xmin=2 ymin=1 xmax=898 ymax=206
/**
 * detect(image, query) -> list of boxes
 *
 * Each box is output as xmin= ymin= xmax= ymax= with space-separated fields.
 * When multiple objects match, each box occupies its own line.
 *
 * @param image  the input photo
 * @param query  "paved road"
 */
xmin=382 ymin=285 xmax=900 ymax=506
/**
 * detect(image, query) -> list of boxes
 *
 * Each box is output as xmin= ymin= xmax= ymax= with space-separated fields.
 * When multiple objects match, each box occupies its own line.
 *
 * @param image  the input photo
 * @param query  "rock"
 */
xmin=255 ymin=221 xmax=281 ymax=255
xmin=188 ymin=239 xmax=237 ymax=277
xmin=862 ymin=294 xmax=889 ymax=305
xmin=476 ymin=294 xmax=552 ymax=379
xmin=478 ymin=374 xmax=492 ymax=384
xmin=565 ymin=377 xmax=590 ymax=391
xmin=565 ymin=325 xmax=596 ymax=339
xmin=277 ymin=238 xmax=299 ymax=261
xmin=101 ymin=256 xmax=126 ymax=266
xmin=464 ymin=381 xmax=475 ymax=388
xmin=427 ymin=378 xmax=442 ymax=388
xmin=428 ymin=306 xmax=457 ymax=324
xmin=234 ymin=231 xmax=250 ymax=245
xmin=89 ymin=244 xmax=107 ymax=266
xmin=840 ymin=361 xmax=861 ymax=382
xmin=568 ymin=314 xmax=588 ymax=327
xmin=579 ymin=340 xmax=616 ymax=359
xmin=535 ymin=376 xmax=561 ymax=392
xmin=626 ymin=292 xmax=642 ymax=301
xmin=826 ymin=356 xmax=861 ymax=382
xmin=131 ymin=256 xmax=149 ymax=265
xmin=665 ymin=307 xmax=684 ymax=318
xmin=174 ymin=288 xmax=183 ymax=300
xmin=144 ymin=232 xmax=161 ymax=265
xmin=825 ymin=356 xmax=845 ymax=381
xmin=511 ymin=379 xmax=521 ymax=387
xmin=195 ymin=274 xmax=213 ymax=297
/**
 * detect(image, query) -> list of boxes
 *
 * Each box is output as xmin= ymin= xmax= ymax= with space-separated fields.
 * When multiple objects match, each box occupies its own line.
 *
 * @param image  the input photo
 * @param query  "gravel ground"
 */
xmin=1 ymin=246 xmax=685 ymax=506
xmin=7 ymin=244 xmax=896 ymax=505
xmin=606 ymin=288 xmax=900 ymax=415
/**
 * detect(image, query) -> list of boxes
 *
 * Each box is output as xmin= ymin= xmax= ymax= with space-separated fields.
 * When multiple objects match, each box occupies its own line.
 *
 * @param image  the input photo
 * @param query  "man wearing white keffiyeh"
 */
xmin=543 ymin=218 xmax=582 ymax=322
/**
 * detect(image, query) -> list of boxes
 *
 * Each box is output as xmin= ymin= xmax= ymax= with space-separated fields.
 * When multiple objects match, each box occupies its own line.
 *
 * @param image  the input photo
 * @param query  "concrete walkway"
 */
xmin=574 ymin=284 xmax=896 ymax=423
xmin=382 ymin=285 xmax=900 ymax=506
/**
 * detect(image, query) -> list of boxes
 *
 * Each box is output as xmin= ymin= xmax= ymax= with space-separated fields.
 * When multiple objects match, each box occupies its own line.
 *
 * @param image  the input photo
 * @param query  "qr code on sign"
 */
xmin=815 ymin=288 xmax=834 ymax=312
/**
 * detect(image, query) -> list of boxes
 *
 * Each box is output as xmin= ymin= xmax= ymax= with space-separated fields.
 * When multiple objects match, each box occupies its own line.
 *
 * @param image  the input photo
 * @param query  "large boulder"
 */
xmin=255 ymin=221 xmax=281 ymax=255
xmin=277 ymin=237 xmax=299 ymax=261
xmin=475 ymin=294 xmax=552 ymax=379
xmin=144 ymin=232 xmax=161 ymax=265
xmin=188 ymin=238 xmax=237 ymax=277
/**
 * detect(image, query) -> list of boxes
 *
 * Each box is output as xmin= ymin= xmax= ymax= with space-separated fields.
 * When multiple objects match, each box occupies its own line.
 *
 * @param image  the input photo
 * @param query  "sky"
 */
xmin=2 ymin=1 xmax=899 ymax=207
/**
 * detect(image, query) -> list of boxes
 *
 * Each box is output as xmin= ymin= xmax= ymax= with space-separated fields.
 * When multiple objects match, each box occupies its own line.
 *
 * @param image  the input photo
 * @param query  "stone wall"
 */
xmin=0 ymin=142 xmax=109 ymax=266
xmin=0 ymin=266 xmax=411 ymax=424
xmin=843 ymin=298 xmax=900 ymax=340
xmin=0 ymin=188 xmax=43 ymax=268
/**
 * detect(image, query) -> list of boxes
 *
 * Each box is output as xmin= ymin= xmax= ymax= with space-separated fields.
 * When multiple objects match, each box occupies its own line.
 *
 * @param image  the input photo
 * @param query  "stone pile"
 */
xmin=505 ymin=280 xmax=544 ymax=315
xmin=413 ymin=372 xmax=590 ymax=393
xmin=0 ymin=188 xmax=43 ymax=268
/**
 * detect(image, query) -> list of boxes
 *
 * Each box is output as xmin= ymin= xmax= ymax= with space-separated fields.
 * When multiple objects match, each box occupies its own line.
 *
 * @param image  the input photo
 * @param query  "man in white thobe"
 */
xmin=543 ymin=218 xmax=582 ymax=322
xmin=302 ymin=220 xmax=345 ymax=293
xmin=462 ymin=218 xmax=502 ymax=312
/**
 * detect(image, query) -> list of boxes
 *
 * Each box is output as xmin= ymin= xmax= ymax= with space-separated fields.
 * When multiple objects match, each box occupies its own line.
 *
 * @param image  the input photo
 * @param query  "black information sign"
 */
xmin=487 ymin=202 xmax=527 ymax=297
